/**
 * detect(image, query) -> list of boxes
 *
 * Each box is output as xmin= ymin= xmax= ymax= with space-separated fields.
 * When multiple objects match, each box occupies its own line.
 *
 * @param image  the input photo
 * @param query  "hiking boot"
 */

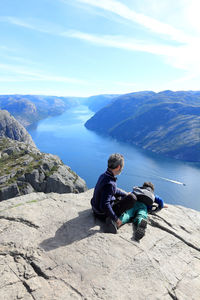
xmin=135 ymin=219 xmax=147 ymax=241
xmin=105 ymin=217 xmax=118 ymax=234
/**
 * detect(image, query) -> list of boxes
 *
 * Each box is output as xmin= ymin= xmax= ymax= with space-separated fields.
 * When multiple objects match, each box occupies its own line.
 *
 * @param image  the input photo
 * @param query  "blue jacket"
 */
xmin=91 ymin=169 xmax=127 ymax=221
xmin=154 ymin=195 xmax=164 ymax=209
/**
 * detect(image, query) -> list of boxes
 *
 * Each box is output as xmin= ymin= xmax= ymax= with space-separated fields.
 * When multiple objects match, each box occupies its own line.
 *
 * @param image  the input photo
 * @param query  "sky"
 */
xmin=0 ymin=0 xmax=200 ymax=97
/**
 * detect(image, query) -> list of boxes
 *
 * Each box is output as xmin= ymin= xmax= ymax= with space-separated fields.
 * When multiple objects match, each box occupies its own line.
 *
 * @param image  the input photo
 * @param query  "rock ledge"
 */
xmin=0 ymin=190 xmax=199 ymax=299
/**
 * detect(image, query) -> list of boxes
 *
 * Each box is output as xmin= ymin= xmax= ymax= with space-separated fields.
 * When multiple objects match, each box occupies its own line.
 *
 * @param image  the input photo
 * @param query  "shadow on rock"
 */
xmin=39 ymin=209 xmax=104 ymax=251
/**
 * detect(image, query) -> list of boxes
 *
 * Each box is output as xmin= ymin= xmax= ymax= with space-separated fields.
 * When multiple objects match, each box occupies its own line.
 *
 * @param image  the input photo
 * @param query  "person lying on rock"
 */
xmin=119 ymin=181 xmax=168 ymax=241
xmin=91 ymin=153 xmax=137 ymax=234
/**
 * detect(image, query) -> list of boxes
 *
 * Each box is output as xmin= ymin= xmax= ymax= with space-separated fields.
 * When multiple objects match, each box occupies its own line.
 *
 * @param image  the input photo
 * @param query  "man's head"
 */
xmin=142 ymin=181 xmax=154 ymax=191
xmin=108 ymin=153 xmax=124 ymax=175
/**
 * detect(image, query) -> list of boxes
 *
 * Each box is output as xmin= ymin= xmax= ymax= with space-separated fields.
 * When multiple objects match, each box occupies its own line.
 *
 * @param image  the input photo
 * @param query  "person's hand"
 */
xmin=164 ymin=204 xmax=168 ymax=208
xmin=116 ymin=219 xmax=122 ymax=228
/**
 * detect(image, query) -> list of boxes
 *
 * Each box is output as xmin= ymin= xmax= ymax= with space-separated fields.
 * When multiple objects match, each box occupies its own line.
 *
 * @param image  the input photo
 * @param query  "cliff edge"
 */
xmin=0 ymin=138 xmax=87 ymax=201
xmin=0 ymin=189 xmax=199 ymax=299
xmin=0 ymin=110 xmax=36 ymax=147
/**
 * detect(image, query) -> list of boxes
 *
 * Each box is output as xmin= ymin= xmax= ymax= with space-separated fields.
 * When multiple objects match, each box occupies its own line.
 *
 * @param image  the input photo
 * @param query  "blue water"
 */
xmin=29 ymin=105 xmax=200 ymax=211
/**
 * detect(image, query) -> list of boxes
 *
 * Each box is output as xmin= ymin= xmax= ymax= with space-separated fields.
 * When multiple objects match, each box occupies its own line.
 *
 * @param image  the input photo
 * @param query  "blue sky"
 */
xmin=0 ymin=0 xmax=200 ymax=96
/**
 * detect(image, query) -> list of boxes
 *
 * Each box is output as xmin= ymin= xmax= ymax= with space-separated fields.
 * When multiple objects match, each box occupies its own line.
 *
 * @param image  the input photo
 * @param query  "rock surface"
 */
xmin=0 ymin=189 xmax=199 ymax=300
xmin=0 ymin=138 xmax=87 ymax=201
xmin=0 ymin=110 xmax=36 ymax=147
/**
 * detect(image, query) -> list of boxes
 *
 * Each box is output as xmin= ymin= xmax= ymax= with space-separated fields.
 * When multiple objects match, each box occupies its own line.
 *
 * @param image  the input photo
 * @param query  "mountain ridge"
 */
xmin=0 ymin=95 xmax=82 ymax=128
xmin=85 ymin=90 xmax=200 ymax=162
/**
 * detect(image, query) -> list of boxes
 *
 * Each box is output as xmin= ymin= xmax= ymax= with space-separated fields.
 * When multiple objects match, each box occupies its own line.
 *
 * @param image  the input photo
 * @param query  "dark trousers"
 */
xmin=112 ymin=193 xmax=137 ymax=217
xmin=93 ymin=193 xmax=136 ymax=221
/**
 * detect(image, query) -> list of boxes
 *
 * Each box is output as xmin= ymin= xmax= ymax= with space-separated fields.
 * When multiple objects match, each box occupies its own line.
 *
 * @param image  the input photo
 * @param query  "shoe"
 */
xmin=105 ymin=217 xmax=118 ymax=234
xmin=135 ymin=219 xmax=147 ymax=241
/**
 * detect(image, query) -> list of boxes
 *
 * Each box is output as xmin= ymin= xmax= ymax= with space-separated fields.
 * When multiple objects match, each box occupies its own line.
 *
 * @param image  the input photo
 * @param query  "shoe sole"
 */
xmin=135 ymin=219 xmax=147 ymax=240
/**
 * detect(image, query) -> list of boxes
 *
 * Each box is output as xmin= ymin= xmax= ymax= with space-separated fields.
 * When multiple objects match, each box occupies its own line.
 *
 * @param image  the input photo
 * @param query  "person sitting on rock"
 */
xmin=119 ymin=181 xmax=168 ymax=240
xmin=91 ymin=153 xmax=137 ymax=234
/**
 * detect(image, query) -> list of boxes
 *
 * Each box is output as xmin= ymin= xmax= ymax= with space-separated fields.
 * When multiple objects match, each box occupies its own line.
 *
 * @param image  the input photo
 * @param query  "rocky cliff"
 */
xmin=0 ymin=189 xmax=199 ymax=300
xmin=0 ymin=138 xmax=87 ymax=201
xmin=0 ymin=110 xmax=36 ymax=147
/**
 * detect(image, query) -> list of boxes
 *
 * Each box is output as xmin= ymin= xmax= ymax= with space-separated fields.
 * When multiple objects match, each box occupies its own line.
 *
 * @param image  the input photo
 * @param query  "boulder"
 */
xmin=0 ymin=189 xmax=199 ymax=300
xmin=0 ymin=183 xmax=20 ymax=201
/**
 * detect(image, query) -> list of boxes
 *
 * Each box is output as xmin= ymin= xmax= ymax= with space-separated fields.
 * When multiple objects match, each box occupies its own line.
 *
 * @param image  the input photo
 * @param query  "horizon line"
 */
xmin=0 ymin=89 xmax=200 ymax=98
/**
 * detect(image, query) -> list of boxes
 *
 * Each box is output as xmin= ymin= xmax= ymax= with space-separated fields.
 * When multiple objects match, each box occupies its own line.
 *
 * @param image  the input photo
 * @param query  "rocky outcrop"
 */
xmin=0 ymin=110 xmax=36 ymax=147
xmin=0 ymin=138 xmax=87 ymax=201
xmin=0 ymin=189 xmax=199 ymax=300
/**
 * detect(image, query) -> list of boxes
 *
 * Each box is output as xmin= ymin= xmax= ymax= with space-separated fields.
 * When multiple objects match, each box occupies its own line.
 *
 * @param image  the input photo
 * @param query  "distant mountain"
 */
xmin=82 ymin=94 xmax=120 ymax=112
xmin=85 ymin=90 xmax=200 ymax=162
xmin=0 ymin=110 xmax=36 ymax=147
xmin=0 ymin=95 xmax=81 ymax=128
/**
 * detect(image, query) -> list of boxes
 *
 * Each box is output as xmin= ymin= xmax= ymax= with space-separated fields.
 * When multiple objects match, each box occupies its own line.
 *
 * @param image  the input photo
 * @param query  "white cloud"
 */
xmin=0 ymin=63 xmax=86 ymax=84
xmin=62 ymin=30 xmax=180 ymax=56
xmin=73 ymin=0 xmax=200 ymax=83
xmin=0 ymin=17 xmax=37 ymax=30
xmin=75 ymin=0 xmax=195 ymax=43
xmin=0 ymin=16 xmax=62 ymax=35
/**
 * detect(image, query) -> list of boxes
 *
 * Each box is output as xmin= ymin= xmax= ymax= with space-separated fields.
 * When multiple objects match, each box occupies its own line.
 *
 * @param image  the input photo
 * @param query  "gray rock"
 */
xmin=0 ymin=175 xmax=11 ymax=185
xmin=44 ymin=166 xmax=87 ymax=194
xmin=45 ymin=173 xmax=72 ymax=193
xmin=0 ymin=183 xmax=20 ymax=201
xmin=2 ymin=152 xmax=9 ymax=159
xmin=0 ymin=190 xmax=199 ymax=300
xmin=25 ymin=170 xmax=42 ymax=191
xmin=0 ymin=138 xmax=87 ymax=201
xmin=0 ymin=110 xmax=36 ymax=147
xmin=17 ymin=181 xmax=35 ymax=195
xmin=2 ymin=147 xmax=16 ymax=155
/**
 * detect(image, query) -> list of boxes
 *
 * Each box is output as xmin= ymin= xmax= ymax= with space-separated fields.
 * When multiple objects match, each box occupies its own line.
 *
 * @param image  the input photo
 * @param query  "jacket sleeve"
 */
xmin=101 ymin=184 xmax=118 ymax=221
xmin=155 ymin=195 xmax=164 ymax=209
xmin=115 ymin=187 xmax=127 ymax=198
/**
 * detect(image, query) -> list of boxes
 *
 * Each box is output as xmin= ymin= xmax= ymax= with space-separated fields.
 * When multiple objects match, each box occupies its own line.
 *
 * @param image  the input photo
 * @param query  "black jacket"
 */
xmin=91 ymin=169 xmax=126 ymax=221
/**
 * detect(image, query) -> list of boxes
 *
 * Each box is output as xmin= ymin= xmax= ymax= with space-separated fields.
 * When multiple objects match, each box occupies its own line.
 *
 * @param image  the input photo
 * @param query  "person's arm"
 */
xmin=155 ymin=195 xmax=168 ymax=209
xmin=101 ymin=184 xmax=118 ymax=221
xmin=115 ymin=187 xmax=127 ymax=198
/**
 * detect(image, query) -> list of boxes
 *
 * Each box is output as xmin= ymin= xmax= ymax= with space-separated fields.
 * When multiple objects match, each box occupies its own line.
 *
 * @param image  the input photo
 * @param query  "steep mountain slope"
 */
xmin=85 ymin=91 xmax=200 ymax=162
xmin=0 ymin=110 xmax=36 ymax=147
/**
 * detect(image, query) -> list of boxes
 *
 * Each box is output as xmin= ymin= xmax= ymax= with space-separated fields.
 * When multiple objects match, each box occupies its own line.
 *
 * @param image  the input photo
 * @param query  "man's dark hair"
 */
xmin=143 ymin=181 xmax=155 ymax=191
xmin=108 ymin=153 xmax=124 ymax=170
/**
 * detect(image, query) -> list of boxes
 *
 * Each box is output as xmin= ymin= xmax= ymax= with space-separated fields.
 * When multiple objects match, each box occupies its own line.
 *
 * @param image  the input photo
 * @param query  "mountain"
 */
xmin=83 ymin=94 xmax=120 ymax=112
xmin=0 ymin=94 xmax=119 ymax=128
xmin=0 ymin=110 xmax=36 ymax=147
xmin=0 ymin=95 xmax=81 ymax=128
xmin=85 ymin=90 xmax=200 ymax=162
xmin=0 ymin=189 xmax=199 ymax=299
